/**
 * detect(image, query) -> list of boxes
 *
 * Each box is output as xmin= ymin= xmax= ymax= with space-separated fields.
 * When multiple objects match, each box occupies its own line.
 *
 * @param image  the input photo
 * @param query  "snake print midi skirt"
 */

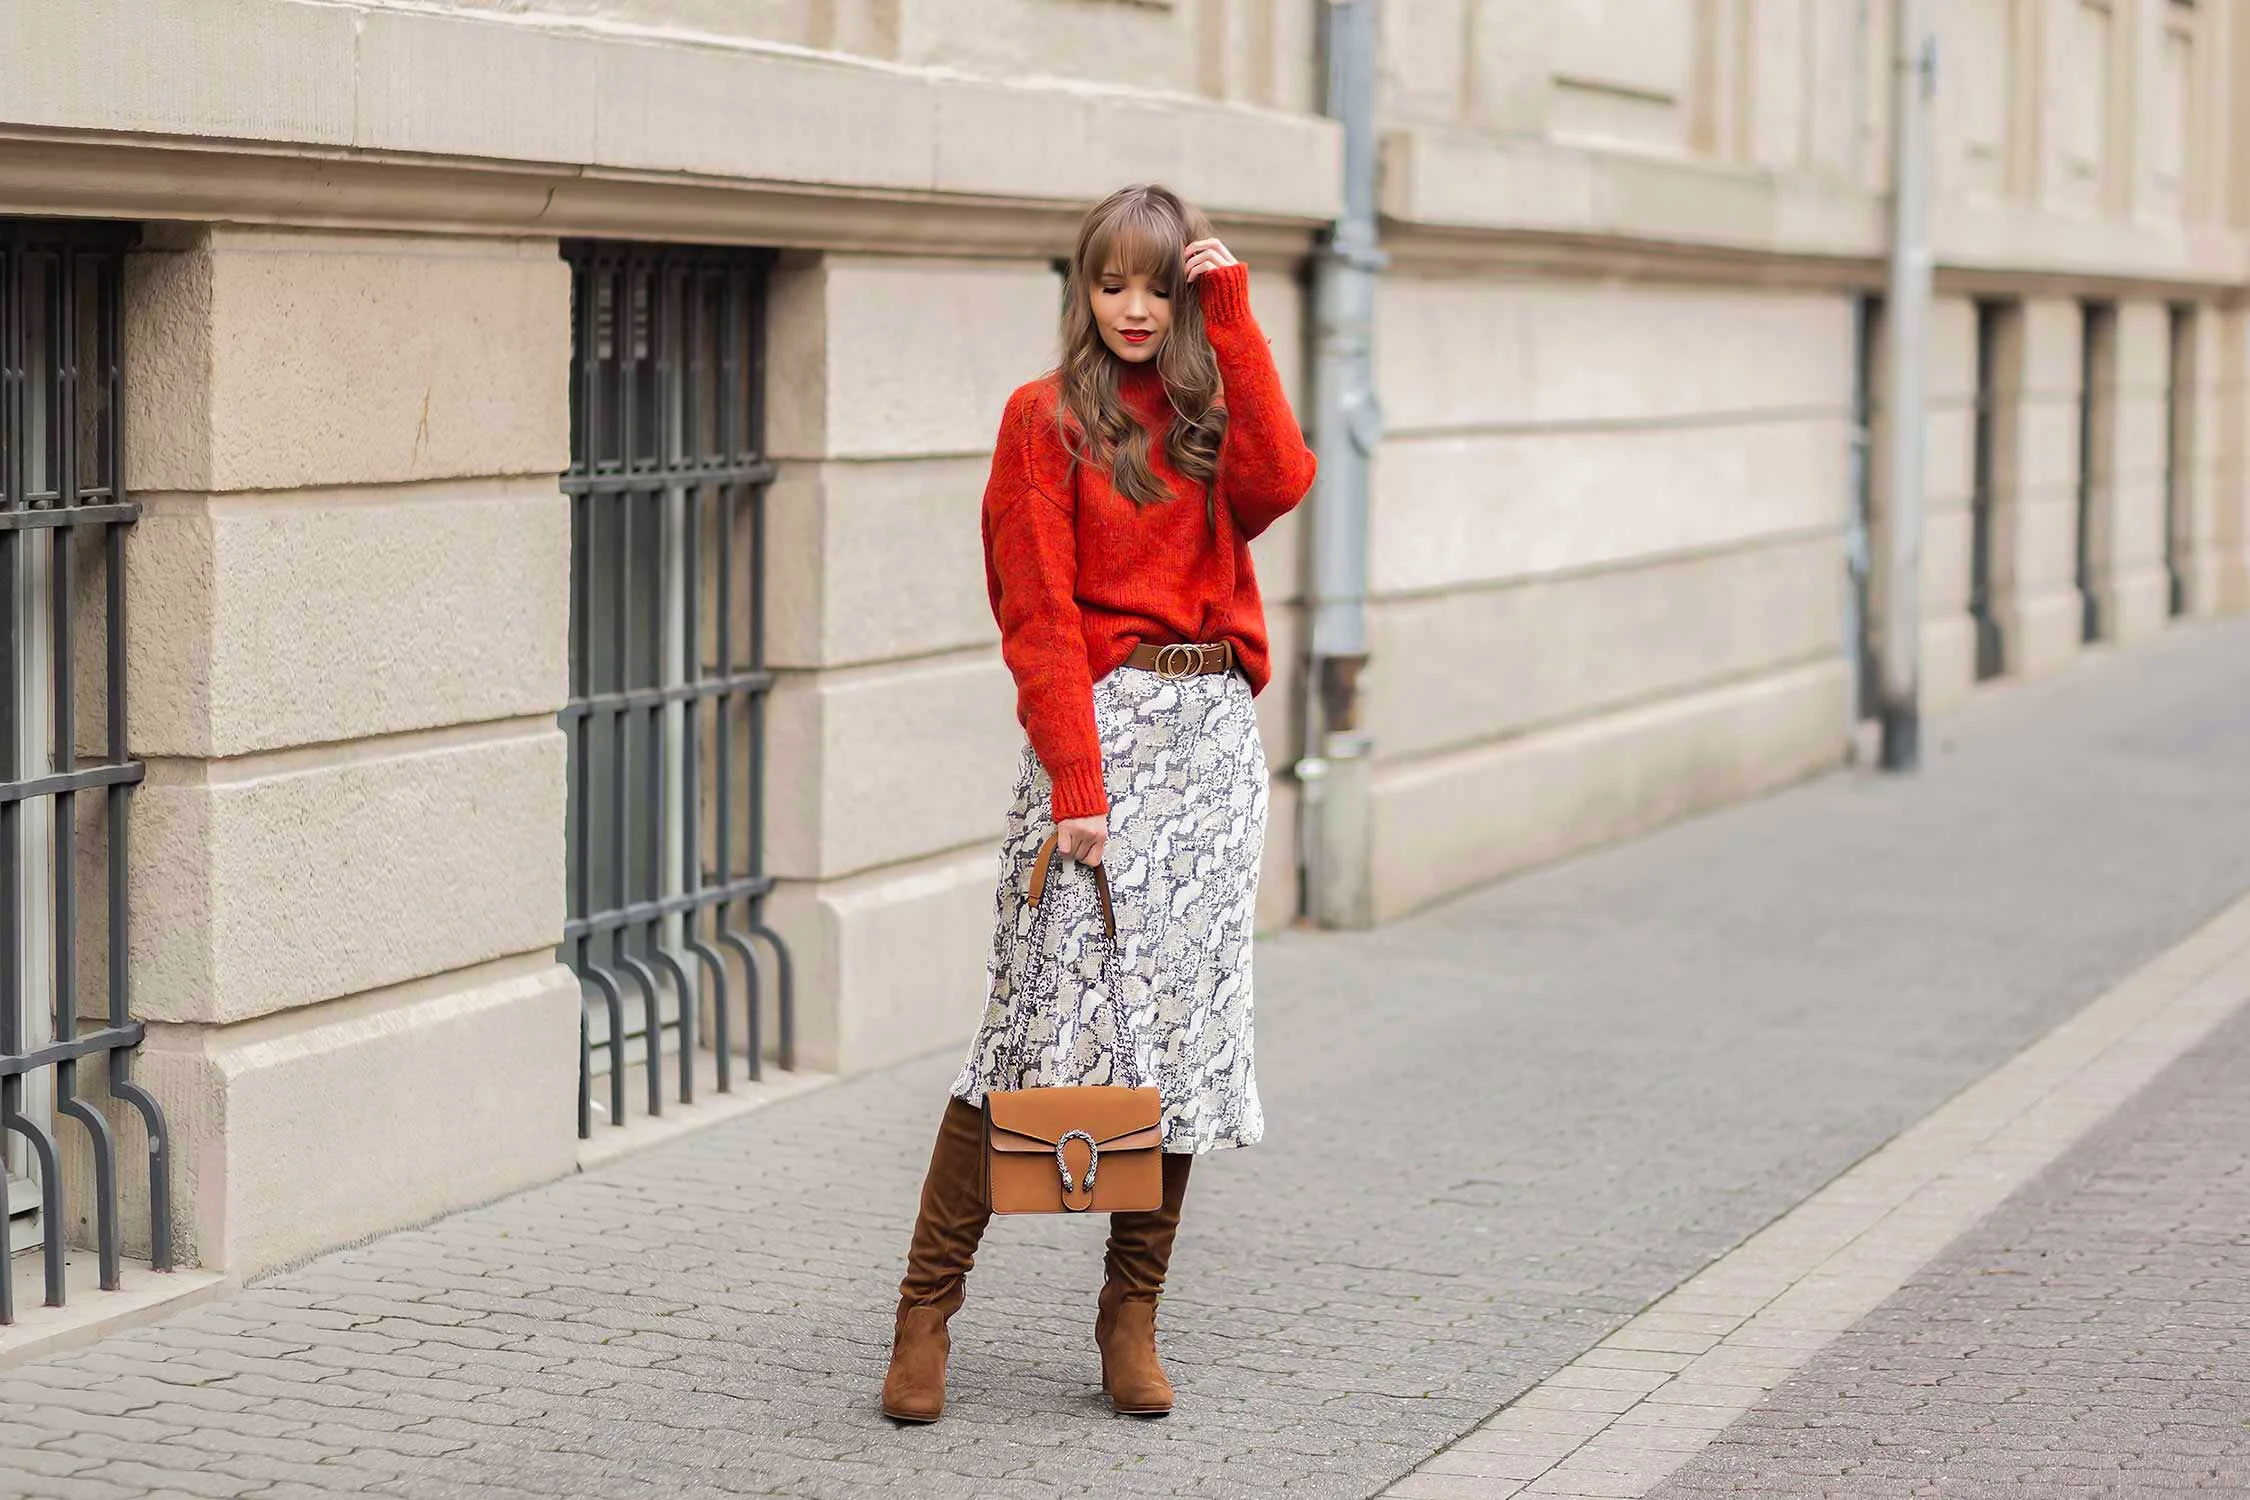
xmin=949 ymin=664 xmax=1268 ymax=1153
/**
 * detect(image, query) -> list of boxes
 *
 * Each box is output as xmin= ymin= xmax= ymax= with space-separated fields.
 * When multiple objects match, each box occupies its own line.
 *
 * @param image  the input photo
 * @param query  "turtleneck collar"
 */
xmin=1117 ymin=357 xmax=1172 ymax=425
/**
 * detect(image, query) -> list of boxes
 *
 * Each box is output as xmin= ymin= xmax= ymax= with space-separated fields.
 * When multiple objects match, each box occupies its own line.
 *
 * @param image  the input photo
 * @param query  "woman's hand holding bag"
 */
xmin=982 ymin=831 xmax=1164 ymax=1215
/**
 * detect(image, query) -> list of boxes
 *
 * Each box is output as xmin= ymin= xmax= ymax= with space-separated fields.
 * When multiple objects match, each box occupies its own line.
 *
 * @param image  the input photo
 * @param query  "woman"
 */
xmin=880 ymin=184 xmax=1316 ymax=1423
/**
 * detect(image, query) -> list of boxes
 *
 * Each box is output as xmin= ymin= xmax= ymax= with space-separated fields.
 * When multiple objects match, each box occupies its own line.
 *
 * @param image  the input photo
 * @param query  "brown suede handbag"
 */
xmin=984 ymin=832 xmax=1165 ymax=1215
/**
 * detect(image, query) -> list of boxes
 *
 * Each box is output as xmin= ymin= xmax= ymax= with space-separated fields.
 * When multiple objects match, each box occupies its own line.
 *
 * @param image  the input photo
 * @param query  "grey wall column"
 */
xmin=1879 ymin=0 xmax=1936 ymax=771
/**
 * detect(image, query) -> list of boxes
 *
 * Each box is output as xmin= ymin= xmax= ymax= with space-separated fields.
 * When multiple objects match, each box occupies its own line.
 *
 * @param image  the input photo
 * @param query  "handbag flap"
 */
xmin=986 ymin=1086 xmax=1161 ymax=1153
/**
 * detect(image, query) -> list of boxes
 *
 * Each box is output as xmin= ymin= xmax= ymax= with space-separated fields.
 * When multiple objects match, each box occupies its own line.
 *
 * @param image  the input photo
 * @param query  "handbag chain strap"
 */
xmin=1008 ymin=829 xmax=1149 ymax=1093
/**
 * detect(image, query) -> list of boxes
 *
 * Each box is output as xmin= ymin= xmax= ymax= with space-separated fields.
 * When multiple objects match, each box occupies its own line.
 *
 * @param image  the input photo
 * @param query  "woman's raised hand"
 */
xmin=1054 ymin=814 xmax=1108 ymax=868
xmin=1183 ymin=238 xmax=1239 ymax=284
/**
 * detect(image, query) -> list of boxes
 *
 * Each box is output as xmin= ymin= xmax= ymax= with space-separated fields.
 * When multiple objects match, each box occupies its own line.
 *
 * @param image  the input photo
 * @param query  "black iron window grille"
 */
xmin=563 ymin=242 xmax=793 ymax=1137
xmin=0 ymin=219 xmax=173 ymax=1320
xmin=2163 ymin=304 xmax=2193 ymax=620
xmin=2076 ymin=300 xmax=2115 ymax=645
xmin=1968 ymin=301 xmax=2006 ymax=682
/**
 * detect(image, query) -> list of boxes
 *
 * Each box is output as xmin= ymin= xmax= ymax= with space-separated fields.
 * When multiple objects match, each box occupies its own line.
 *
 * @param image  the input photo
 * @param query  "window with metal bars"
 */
xmin=2163 ymin=304 xmax=2194 ymax=619
xmin=562 ymin=242 xmax=794 ymax=1137
xmin=0 ymin=219 xmax=172 ymax=1320
xmin=1969 ymin=300 xmax=2006 ymax=682
xmin=2077 ymin=300 xmax=2116 ymax=644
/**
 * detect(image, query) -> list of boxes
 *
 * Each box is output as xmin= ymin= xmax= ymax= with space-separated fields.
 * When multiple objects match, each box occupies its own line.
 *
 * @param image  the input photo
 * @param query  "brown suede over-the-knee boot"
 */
xmin=1097 ymin=1151 xmax=1192 ymax=1416
xmin=881 ymin=1098 xmax=991 ymax=1423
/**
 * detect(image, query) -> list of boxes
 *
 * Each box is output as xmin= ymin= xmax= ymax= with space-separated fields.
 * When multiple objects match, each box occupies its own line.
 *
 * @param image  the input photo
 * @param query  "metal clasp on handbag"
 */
xmin=1055 ymin=1130 xmax=1099 ymax=1196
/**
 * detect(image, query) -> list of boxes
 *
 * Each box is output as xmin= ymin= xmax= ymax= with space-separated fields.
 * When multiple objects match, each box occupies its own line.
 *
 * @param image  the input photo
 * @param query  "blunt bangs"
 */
xmin=1085 ymin=201 xmax=1184 ymax=289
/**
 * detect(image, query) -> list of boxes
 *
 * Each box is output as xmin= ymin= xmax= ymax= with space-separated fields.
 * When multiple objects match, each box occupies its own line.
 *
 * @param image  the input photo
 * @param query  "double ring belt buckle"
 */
xmin=1154 ymin=643 xmax=1206 ymax=682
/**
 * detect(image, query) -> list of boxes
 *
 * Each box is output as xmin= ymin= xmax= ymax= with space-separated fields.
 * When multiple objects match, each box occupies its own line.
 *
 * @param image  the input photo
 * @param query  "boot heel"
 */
xmin=1096 ymin=1291 xmax=1175 ymax=1416
xmin=882 ymin=1306 xmax=953 ymax=1423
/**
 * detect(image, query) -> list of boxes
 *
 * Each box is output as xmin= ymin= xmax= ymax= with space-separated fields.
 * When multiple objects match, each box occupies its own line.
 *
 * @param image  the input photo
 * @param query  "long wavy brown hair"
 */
xmin=1056 ymin=185 xmax=1228 ymax=518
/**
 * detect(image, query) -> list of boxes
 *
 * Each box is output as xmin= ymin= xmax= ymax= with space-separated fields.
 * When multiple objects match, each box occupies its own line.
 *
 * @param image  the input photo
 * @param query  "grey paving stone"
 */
xmin=4 ymin=1476 xmax=146 ymax=1500
xmin=1651 ymin=994 xmax=2250 ymax=1498
xmin=5 ymin=620 xmax=2250 ymax=1499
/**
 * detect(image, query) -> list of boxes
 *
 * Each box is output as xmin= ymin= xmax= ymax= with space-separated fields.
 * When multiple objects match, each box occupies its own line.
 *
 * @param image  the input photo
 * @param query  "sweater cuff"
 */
xmin=1048 ymin=761 xmax=1111 ymax=822
xmin=1196 ymin=263 xmax=1252 ymax=326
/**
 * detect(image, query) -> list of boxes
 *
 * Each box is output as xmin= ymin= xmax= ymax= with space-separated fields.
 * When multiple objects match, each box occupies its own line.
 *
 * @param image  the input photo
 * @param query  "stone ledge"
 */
xmin=0 ymin=0 xmax=1338 ymax=227
xmin=576 ymin=1058 xmax=841 ymax=1173
xmin=0 ymin=1255 xmax=232 ymax=1370
xmin=1937 ymin=198 xmax=2250 ymax=293
xmin=1381 ymin=128 xmax=1882 ymax=265
xmin=1380 ymin=127 xmax=2250 ymax=290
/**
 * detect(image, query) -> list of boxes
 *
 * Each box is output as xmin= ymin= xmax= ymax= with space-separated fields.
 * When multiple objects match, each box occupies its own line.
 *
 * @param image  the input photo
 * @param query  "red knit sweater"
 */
xmin=981 ymin=262 xmax=1317 ymax=822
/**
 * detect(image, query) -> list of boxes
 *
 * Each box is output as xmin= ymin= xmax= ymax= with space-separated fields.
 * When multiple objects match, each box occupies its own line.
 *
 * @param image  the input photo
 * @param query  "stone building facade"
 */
xmin=0 ymin=0 xmax=2244 ymax=1299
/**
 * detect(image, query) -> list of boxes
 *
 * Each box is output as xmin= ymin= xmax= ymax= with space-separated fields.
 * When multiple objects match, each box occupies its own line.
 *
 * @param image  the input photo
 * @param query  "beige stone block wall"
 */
xmin=1259 ymin=778 xmax=1301 ymax=934
xmin=1370 ymin=664 xmax=1848 ymax=922
xmin=98 ymin=225 xmax=580 ymax=1276
xmin=1375 ymin=0 xmax=2244 ymax=285
xmin=2226 ymin=304 xmax=2250 ymax=613
xmin=1366 ymin=537 xmax=1842 ymax=762
xmin=2188 ymin=304 xmax=2250 ymax=613
xmin=1253 ymin=596 xmax=1305 ymax=933
xmin=1377 ymin=0 xmax=1883 ymax=247
xmin=1372 ymin=419 xmax=1845 ymax=595
xmin=0 ymin=1 xmax=1341 ymax=222
xmin=1932 ymin=0 xmax=2248 ymax=284
xmin=126 ymin=483 xmax=569 ymax=758
xmin=766 ymin=654 xmax=1020 ymax=881
xmin=356 ymin=0 xmax=1319 ymax=112
xmin=1377 ymin=269 xmax=1852 ymax=434
xmin=763 ymin=849 xmax=994 ymax=1077
xmin=765 ymin=458 xmax=992 ymax=668
xmin=101 ymin=960 xmax=580 ymax=1272
xmin=1916 ymin=298 xmax=1981 ymax=713
xmin=1364 ymin=271 xmax=1853 ymax=916
xmin=1988 ymin=299 xmax=2089 ymax=677
xmin=1865 ymin=293 xmax=1980 ymax=711
xmin=2181 ymin=306 xmax=2230 ymax=615
xmin=2091 ymin=302 xmax=2181 ymax=644
xmin=765 ymin=768 xmax=1301 ymax=1081
xmin=1920 ymin=614 xmax=1980 ymax=716
xmin=127 ymin=229 xmax=569 ymax=493
xmin=127 ymin=724 xmax=566 ymax=1027
xmin=1373 ymin=0 xmax=1884 ymax=259
xmin=761 ymin=251 xmax=1314 ymax=1074
xmin=769 ymin=255 xmax=1062 ymax=463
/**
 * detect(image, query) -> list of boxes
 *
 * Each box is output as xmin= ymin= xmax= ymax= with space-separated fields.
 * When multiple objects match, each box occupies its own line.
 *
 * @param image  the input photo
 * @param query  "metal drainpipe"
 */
xmin=1878 ymin=0 xmax=1936 ymax=771
xmin=1298 ymin=0 xmax=1385 ymax=928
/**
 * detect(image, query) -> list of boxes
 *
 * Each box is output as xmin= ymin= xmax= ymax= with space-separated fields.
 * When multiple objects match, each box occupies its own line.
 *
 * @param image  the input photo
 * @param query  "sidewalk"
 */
xmin=1653 ymin=996 xmax=2250 ymax=1498
xmin=4 ymin=617 xmax=2250 ymax=1500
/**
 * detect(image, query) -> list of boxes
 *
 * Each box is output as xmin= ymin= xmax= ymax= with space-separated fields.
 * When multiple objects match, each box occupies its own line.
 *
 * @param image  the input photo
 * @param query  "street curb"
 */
xmin=1383 ymin=885 xmax=2250 ymax=1500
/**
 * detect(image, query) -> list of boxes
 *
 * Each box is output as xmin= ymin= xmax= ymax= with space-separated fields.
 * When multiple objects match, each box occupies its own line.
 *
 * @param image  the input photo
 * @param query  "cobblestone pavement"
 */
xmin=5 ymin=619 xmax=2250 ymax=1499
xmin=1653 ymin=995 xmax=2250 ymax=1499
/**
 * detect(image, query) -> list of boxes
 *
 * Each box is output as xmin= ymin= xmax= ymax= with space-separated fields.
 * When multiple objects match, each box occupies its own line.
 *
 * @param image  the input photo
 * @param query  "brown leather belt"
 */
xmin=1124 ymin=641 xmax=1236 ymax=680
